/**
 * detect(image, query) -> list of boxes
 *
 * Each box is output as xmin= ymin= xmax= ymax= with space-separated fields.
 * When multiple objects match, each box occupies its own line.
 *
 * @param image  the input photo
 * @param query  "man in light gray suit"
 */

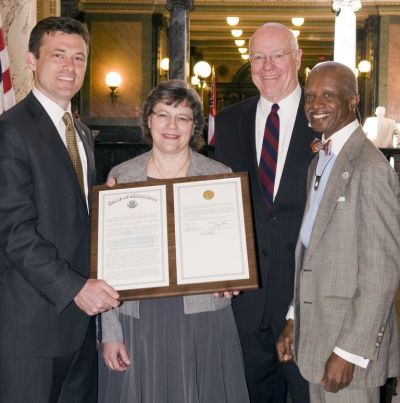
xmin=276 ymin=61 xmax=400 ymax=402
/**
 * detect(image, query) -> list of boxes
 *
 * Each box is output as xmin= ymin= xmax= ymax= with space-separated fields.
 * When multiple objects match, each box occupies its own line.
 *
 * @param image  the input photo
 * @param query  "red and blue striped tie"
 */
xmin=259 ymin=103 xmax=280 ymax=209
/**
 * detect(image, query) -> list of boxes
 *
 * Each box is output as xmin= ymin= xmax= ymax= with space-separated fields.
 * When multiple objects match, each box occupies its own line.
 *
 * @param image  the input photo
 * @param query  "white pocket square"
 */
xmin=337 ymin=196 xmax=346 ymax=202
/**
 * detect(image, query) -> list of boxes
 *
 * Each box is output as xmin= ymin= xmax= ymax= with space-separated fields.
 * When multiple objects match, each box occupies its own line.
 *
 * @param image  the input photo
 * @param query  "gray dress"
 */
xmin=98 ymin=151 xmax=249 ymax=403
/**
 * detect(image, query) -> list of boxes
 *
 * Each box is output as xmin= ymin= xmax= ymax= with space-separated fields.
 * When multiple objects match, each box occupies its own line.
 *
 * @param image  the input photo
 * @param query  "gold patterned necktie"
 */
xmin=62 ymin=112 xmax=85 ymax=194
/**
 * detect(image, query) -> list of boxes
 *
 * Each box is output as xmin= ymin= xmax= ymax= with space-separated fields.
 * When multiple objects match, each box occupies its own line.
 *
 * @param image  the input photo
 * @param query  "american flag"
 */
xmin=207 ymin=66 xmax=216 ymax=145
xmin=0 ymin=14 xmax=15 ymax=113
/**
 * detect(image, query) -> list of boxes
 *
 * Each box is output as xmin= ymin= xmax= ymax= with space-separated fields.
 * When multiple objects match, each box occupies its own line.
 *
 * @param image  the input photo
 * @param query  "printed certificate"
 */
xmin=91 ymin=172 xmax=258 ymax=300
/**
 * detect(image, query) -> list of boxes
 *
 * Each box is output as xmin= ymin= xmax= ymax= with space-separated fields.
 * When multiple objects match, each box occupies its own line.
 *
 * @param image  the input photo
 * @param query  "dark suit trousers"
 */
xmin=237 ymin=319 xmax=309 ymax=403
xmin=0 ymin=319 xmax=97 ymax=403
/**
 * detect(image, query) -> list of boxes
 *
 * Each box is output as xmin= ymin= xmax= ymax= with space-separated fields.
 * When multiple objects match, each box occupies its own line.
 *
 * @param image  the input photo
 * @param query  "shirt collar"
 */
xmin=259 ymin=84 xmax=301 ymax=118
xmin=32 ymin=87 xmax=72 ymax=128
xmin=323 ymin=119 xmax=359 ymax=156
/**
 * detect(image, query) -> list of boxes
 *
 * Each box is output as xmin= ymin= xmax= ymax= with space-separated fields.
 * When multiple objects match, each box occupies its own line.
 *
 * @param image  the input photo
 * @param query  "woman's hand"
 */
xmin=213 ymin=290 xmax=240 ymax=299
xmin=102 ymin=342 xmax=131 ymax=372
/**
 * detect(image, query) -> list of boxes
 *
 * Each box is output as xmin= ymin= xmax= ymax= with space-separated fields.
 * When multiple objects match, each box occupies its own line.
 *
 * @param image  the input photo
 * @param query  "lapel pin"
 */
xmin=342 ymin=171 xmax=349 ymax=180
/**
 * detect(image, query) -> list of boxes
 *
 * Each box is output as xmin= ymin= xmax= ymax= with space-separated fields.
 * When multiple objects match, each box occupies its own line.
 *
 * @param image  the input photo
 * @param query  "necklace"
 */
xmin=150 ymin=152 xmax=190 ymax=179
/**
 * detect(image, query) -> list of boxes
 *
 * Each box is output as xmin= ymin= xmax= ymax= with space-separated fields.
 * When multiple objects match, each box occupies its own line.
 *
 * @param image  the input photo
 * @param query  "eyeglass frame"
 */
xmin=249 ymin=49 xmax=298 ymax=66
xmin=150 ymin=110 xmax=194 ymax=127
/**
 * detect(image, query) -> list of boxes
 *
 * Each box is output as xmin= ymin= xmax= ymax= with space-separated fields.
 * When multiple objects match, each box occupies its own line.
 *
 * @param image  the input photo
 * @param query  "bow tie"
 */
xmin=310 ymin=138 xmax=331 ymax=155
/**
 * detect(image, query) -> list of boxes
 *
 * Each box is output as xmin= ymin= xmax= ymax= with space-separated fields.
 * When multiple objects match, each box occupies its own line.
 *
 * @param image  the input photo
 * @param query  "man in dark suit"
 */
xmin=215 ymin=22 xmax=319 ymax=402
xmin=0 ymin=17 xmax=120 ymax=403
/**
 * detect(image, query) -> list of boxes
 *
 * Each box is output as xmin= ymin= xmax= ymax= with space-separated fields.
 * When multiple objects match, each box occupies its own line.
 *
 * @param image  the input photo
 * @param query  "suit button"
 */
xmin=268 ymin=214 xmax=277 ymax=222
xmin=261 ymin=249 xmax=268 ymax=257
xmin=376 ymin=342 xmax=380 ymax=348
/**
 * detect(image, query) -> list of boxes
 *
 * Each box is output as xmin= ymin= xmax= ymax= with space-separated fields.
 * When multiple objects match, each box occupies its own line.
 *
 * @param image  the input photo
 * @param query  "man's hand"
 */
xmin=102 ymin=342 xmax=131 ymax=372
xmin=276 ymin=319 xmax=294 ymax=362
xmin=74 ymin=279 xmax=120 ymax=315
xmin=321 ymin=352 xmax=354 ymax=393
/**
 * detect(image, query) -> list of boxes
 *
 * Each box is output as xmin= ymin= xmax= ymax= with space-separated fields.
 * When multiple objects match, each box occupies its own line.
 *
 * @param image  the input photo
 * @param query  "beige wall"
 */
xmin=379 ymin=16 xmax=400 ymax=122
xmin=81 ymin=15 xmax=153 ymax=125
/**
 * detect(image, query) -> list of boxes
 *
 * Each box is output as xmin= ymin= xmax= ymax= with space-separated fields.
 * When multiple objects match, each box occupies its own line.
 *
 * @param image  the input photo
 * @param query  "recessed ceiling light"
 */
xmin=226 ymin=16 xmax=239 ymax=26
xmin=292 ymin=17 xmax=304 ymax=27
xmin=231 ymin=29 xmax=243 ymax=38
xmin=235 ymin=39 xmax=245 ymax=47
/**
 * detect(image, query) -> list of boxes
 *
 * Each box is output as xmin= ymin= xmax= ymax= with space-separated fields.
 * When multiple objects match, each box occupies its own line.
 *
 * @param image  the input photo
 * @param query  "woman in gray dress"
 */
xmin=98 ymin=79 xmax=249 ymax=403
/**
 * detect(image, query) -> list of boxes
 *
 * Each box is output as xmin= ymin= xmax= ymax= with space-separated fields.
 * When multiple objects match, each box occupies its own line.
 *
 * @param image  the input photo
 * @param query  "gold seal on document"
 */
xmin=203 ymin=190 xmax=215 ymax=200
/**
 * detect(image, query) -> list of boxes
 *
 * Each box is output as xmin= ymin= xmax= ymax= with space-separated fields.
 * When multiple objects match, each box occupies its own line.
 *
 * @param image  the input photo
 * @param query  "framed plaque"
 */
xmin=91 ymin=172 xmax=258 ymax=300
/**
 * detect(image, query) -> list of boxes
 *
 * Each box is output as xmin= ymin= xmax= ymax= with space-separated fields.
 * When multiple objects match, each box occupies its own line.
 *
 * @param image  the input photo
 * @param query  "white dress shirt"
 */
xmin=32 ymin=88 xmax=89 ymax=207
xmin=256 ymin=84 xmax=301 ymax=199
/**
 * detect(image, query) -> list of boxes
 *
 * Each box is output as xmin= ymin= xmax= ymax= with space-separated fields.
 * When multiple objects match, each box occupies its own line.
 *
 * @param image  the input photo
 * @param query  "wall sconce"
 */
xmin=160 ymin=57 xmax=169 ymax=76
xmin=358 ymin=59 xmax=371 ymax=74
xmin=105 ymin=71 xmax=122 ymax=102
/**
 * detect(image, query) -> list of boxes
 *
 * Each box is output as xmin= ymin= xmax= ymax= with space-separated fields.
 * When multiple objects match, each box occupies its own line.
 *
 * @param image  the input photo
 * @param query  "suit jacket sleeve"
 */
xmin=335 ymin=160 xmax=400 ymax=360
xmin=0 ymin=120 xmax=87 ymax=313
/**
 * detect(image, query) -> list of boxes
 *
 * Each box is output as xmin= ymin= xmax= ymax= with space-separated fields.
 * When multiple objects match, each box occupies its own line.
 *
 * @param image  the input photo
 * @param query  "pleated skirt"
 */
xmin=98 ymin=296 xmax=249 ymax=403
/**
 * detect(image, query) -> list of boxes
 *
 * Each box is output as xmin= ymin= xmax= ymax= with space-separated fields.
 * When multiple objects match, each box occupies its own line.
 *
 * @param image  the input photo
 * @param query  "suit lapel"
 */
xmin=238 ymin=98 xmax=268 ymax=210
xmin=75 ymin=119 xmax=96 ymax=189
xmin=240 ymin=97 xmax=259 ymax=171
xmin=303 ymin=128 xmax=365 ymax=263
xmin=26 ymin=93 xmax=89 ymax=209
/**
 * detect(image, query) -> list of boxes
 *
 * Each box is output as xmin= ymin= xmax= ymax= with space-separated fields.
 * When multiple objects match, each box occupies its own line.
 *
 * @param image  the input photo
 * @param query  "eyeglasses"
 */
xmin=151 ymin=111 xmax=194 ymax=127
xmin=249 ymin=49 xmax=297 ymax=66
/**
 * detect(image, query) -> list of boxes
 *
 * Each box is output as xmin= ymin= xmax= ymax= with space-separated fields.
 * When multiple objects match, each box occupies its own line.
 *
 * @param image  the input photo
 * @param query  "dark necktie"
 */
xmin=62 ymin=112 xmax=84 ymax=194
xmin=259 ymin=103 xmax=280 ymax=209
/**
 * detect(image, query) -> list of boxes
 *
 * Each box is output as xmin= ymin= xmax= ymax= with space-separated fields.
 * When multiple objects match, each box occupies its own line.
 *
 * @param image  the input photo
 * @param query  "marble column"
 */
xmin=0 ymin=0 xmax=36 ymax=101
xmin=332 ymin=0 xmax=362 ymax=70
xmin=166 ymin=0 xmax=193 ymax=81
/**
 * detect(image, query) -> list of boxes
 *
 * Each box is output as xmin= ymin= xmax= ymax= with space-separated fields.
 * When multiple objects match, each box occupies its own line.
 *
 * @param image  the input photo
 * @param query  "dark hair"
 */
xmin=142 ymin=80 xmax=205 ymax=150
xmin=29 ymin=17 xmax=90 ymax=58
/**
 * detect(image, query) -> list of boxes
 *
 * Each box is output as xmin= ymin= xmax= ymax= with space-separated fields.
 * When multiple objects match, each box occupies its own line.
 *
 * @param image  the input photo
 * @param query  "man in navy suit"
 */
xmin=0 ymin=17 xmax=119 ymax=403
xmin=215 ymin=22 xmax=318 ymax=402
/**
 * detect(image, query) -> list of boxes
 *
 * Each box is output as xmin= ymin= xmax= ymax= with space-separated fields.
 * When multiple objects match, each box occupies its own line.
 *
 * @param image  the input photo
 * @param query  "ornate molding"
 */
xmin=332 ymin=0 xmax=362 ymax=13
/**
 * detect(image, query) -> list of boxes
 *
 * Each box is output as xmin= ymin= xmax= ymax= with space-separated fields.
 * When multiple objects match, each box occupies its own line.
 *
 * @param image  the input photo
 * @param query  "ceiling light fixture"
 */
xmin=291 ymin=29 xmax=300 ymax=38
xmin=292 ymin=17 xmax=305 ymax=27
xmin=235 ymin=39 xmax=245 ymax=47
xmin=231 ymin=29 xmax=243 ymax=38
xmin=226 ymin=16 xmax=239 ymax=26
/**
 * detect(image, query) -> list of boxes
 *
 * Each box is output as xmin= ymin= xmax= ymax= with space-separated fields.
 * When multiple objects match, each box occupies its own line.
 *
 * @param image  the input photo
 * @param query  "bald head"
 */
xmin=249 ymin=22 xmax=302 ymax=102
xmin=308 ymin=61 xmax=358 ymax=98
xmin=249 ymin=23 xmax=298 ymax=51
